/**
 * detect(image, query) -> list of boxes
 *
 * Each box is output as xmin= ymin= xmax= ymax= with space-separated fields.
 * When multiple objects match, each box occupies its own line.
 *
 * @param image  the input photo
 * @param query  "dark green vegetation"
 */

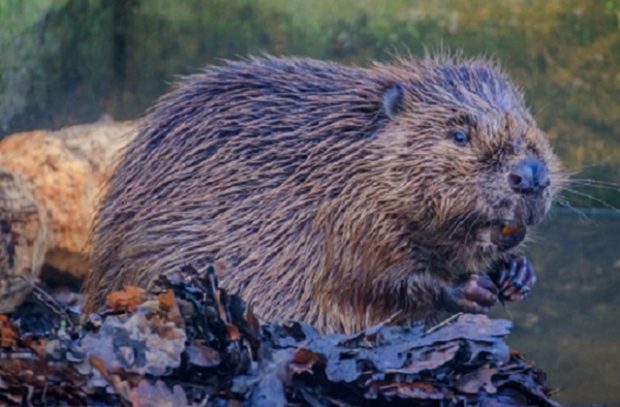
xmin=1 ymin=0 xmax=619 ymax=208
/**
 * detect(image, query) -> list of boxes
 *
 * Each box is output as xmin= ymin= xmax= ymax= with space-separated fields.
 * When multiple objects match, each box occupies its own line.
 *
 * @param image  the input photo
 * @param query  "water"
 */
xmin=1 ymin=0 xmax=619 ymax=404
xmin=493 ymin=209 xmax=620 ymax=404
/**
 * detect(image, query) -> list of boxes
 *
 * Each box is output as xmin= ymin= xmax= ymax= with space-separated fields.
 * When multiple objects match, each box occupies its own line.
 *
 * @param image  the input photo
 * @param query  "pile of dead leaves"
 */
xmin=1 ymin=265 xmax=560 ymax=406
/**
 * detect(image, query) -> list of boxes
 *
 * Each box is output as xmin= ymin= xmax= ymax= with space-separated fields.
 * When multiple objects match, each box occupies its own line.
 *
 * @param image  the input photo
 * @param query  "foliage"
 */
xmin=1 ymin=265 xmax=560 ymax=406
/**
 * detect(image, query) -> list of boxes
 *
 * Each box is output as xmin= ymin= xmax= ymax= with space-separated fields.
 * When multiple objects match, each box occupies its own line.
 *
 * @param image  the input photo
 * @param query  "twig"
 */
xmin=424 ymin=312 xmax=463 ymax=335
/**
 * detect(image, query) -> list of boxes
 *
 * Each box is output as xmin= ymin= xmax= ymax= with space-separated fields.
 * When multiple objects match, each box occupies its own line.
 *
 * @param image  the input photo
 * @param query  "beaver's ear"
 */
xmin=383 ymin=84 xmax=404 ymax=119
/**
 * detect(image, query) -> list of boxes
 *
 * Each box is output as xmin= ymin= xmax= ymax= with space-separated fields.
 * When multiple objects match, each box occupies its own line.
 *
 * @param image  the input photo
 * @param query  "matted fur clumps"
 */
xmin=84 ymin=55 xmax=562 ymax=333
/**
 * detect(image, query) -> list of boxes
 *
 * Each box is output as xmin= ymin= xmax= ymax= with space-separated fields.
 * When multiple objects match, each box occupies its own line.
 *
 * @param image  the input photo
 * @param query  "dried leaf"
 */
xmin=129 ymin=380 xmax=188 ymax=407
xmin=0 ymin=314 xmax=19 ymax=348
xmin=244 ymin=307 xmax=261 ymax=338
xmin=22 ymin=337 xmax=48 ymax=357
xmin=249 ymin=371 xmax=287 ymax=407
xmin=89 ymin=355 xmax=109 ymax=378
xmin=325 ymin=357 xmax=359 ymax=383
xmin=0 ymin=265 xmax=561 ymax=407
xmin=158 ymin=289 xmax=175 ymax=313
xmin=81 ymin=313 xmax=186 ymax=376
xmin=456 ymin=365 xmax=498 ymax=394
xmin=186 ymin=344 xmax=221 ymax=368
xmin=386 ymin=343 xmax=460 ymax=375
xmin=366 ymin=380 xmax=444 ymax=400
xmin=227 ymin=323 xmax=240 ymax=341
xmin=290 ymin=348 xmax=325 ymax=374
xmin=293 ymin=348 xmax=325 ymax=365
xmin=106 ymin=286 xmax=146 ymax=313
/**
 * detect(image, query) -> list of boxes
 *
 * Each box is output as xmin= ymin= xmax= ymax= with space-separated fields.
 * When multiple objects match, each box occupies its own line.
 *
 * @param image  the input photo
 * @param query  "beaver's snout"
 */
xmin=490 ymin=157 xmax=551 ymax=251
xmin=508 ymin=157 xmax=550 ymax=194
xmin=511 ymin=156 xmax=552 ymax=227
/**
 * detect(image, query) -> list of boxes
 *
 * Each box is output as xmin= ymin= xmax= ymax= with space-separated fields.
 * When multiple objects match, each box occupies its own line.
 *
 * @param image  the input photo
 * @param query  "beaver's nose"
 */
xmin=508 ymin=157 xmax=550 ymax=194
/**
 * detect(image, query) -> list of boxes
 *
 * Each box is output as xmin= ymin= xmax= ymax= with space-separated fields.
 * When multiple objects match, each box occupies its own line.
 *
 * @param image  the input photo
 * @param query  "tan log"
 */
xmin=0 ymin=120 xmax=137 ymax=311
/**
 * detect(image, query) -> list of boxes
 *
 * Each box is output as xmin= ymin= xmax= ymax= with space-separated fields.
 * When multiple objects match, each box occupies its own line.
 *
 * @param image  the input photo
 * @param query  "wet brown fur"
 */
xmin=83 ymin=55 xmax=563 ymax=333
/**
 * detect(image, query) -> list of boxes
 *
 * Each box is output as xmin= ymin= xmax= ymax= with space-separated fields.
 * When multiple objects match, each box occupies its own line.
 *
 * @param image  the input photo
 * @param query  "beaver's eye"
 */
xmin=451 ymin=130 xmax=469 ymax=146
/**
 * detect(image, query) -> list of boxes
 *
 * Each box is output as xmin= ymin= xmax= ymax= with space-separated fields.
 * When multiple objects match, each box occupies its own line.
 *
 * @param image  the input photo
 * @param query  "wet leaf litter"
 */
xmin=1 ymin=266 xmax=560 ymax=406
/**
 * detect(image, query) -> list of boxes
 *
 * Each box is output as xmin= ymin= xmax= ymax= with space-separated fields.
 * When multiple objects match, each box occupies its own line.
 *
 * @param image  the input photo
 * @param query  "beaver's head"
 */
xmin=375 ymin=57 xmax=563 ymax=262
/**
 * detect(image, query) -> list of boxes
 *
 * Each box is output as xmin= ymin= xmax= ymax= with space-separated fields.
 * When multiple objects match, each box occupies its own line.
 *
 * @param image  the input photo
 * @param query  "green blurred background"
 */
xmin=1 ymin=0 xmax=619 ymax=403
xmin=1 ymin=0 xmax=619 ymax=205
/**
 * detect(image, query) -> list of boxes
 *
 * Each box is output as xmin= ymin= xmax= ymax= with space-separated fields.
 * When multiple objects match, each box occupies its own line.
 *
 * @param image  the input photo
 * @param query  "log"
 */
xmin=0 ymin=120 xmax=137 ymax=311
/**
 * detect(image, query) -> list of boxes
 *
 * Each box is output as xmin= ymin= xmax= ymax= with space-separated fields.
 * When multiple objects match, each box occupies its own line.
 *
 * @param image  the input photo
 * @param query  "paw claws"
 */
xmin=498 ymin=256 xmax=536 ymax=302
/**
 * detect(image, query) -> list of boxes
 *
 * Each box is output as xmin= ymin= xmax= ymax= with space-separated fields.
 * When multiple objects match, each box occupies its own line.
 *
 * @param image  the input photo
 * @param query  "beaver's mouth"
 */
xmin=487 ymin=193 xmax=551 ymax=251
xmin=490 ymin=221 xmax=527 ymax=251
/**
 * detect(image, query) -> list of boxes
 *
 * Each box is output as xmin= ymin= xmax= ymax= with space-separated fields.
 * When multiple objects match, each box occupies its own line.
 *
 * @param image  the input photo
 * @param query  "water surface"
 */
xmin=493 ymin=209 xmax=620 ymax=404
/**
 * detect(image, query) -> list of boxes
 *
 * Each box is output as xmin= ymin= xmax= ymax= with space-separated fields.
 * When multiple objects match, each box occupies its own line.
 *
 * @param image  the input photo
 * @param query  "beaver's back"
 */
xmin=84 ymin=57 xmax=394 ymax=318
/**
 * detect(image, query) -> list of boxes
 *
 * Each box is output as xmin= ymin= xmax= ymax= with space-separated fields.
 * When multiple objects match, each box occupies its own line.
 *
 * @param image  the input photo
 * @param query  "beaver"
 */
xmin=83 ymin=55 xmax=563 ymax=333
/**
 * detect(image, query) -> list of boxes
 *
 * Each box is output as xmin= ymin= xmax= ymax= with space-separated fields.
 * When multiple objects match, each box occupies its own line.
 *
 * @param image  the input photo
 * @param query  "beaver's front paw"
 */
xmin=496 ymin=256 xmax=536 ymax=302
xmin=439 ymin=274 xmax=498 ymax=314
